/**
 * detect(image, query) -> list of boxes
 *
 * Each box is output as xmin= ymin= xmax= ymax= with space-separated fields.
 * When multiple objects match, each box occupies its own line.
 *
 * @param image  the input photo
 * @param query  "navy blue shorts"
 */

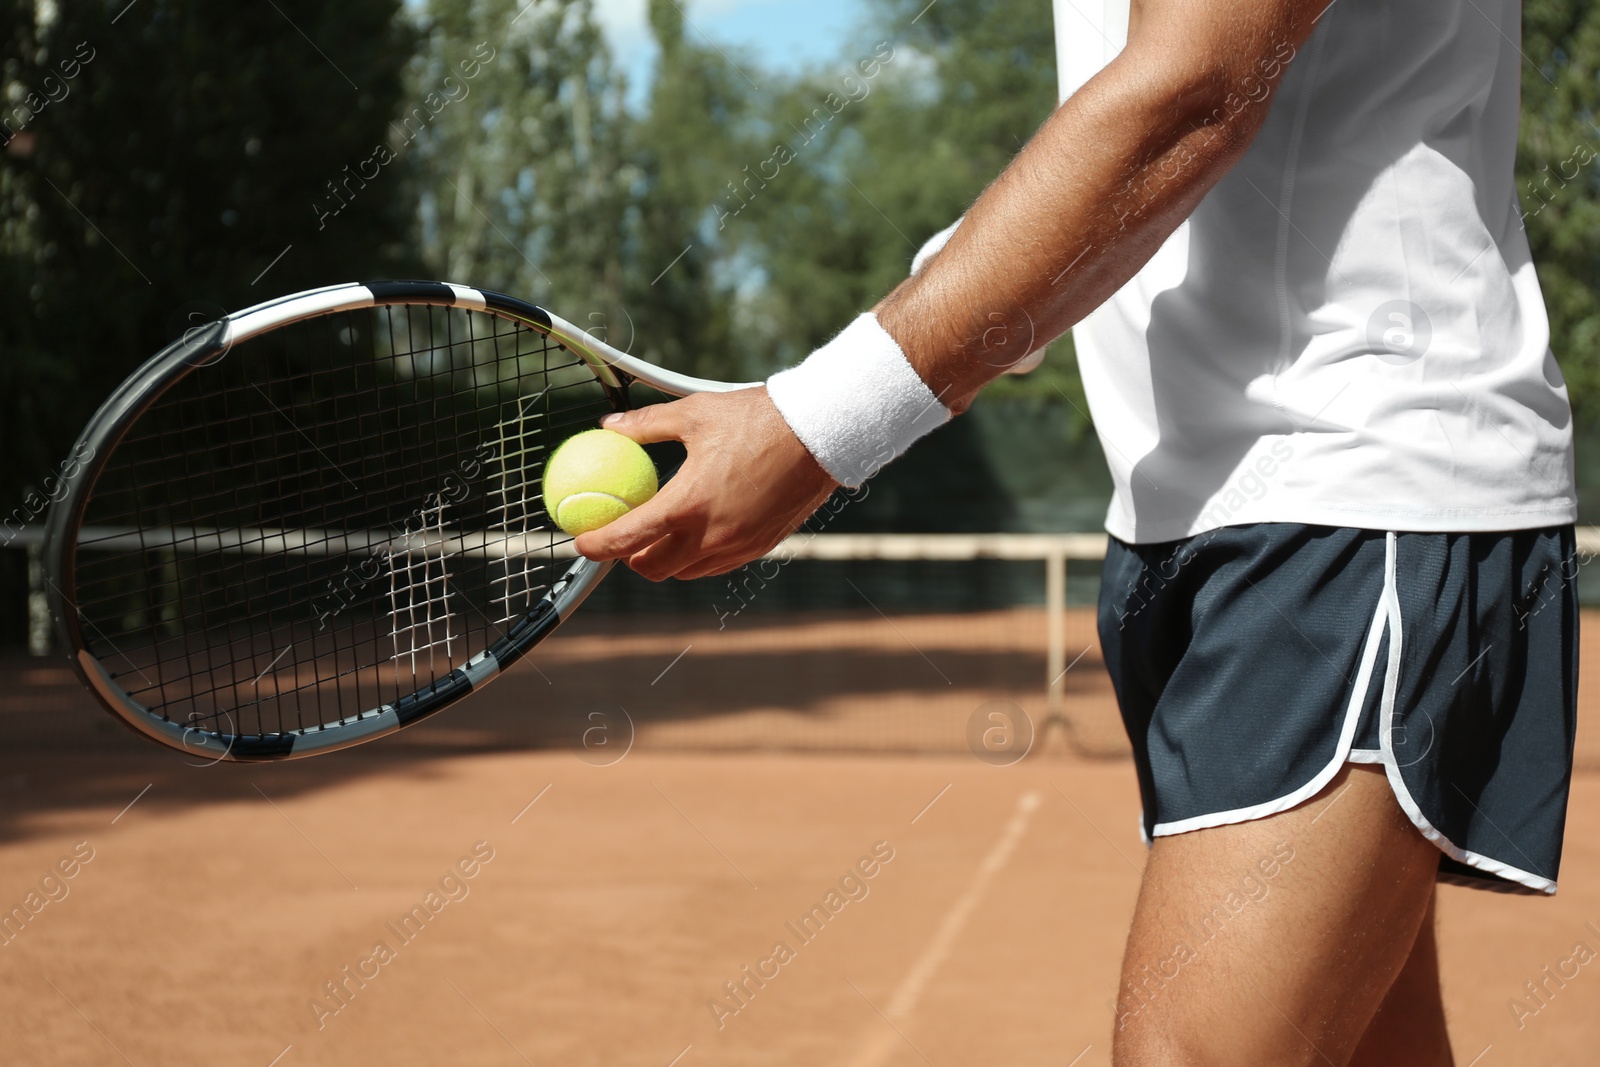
xmin=1098 ymin=524 xmax=1579 ymax=894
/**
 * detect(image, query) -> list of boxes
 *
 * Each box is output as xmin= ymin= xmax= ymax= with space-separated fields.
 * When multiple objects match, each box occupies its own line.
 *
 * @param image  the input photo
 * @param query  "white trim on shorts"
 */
xmin=1147 ymin=530 xmax=1558 ymax=894
xmin=1148 ymin=563 xmax=1391 ymax=837
xmin=1373 ymin=532 xmax=1556 ymax=895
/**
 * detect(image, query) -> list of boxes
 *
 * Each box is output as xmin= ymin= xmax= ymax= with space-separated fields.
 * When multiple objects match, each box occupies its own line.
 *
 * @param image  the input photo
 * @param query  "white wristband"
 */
xmin=766 ymin=313 xmax=951 ymax=487
xmin=910 ymin=216 xmax=962 ymax=276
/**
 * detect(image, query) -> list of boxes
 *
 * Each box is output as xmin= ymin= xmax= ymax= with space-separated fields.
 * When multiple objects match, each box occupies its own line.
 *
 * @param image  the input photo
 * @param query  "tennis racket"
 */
xmin=44 ymin=280 xmax=754 ymax=761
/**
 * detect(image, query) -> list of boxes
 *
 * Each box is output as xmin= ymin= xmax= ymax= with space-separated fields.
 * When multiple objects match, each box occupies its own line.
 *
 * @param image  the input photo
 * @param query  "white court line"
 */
xmin=847 ymin=790 xmax=1044 ymax=1067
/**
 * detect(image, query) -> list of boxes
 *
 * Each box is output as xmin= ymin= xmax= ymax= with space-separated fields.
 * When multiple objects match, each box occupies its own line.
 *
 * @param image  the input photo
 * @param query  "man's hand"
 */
xmin=572 ymin=387 xmax=839 ymax=580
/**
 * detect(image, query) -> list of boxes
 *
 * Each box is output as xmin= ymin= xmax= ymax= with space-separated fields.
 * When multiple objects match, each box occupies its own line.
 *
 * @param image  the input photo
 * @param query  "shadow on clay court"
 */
xmin=0 ymin=608 xmax=1122 ymax=846
xmin=9 ymin=600 xmax=1599 ymax=850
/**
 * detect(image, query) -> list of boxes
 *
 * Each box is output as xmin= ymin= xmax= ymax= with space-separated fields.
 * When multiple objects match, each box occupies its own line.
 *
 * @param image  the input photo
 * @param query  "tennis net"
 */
xmin=10 ymin=528 xmax=1600 ymax=766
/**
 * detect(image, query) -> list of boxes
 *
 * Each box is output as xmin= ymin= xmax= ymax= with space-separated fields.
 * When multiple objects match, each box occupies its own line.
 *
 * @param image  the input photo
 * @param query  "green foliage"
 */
xmin=401 ymin=0 xmax=1063 ymax=388
xmin=407 ymin=0 xmax=765 ymax=382
xmin=723 ymin=0 xmax=1090 ymax=446
xmin=1521 ymin=0 xmax=1600 ymax=425
xmin=5 ymin=0 xmax=1599 ymax=646
xmin=620 ymin=0 xmax=760 ymax=380
xmin=0 ymin=0 xmax=416 ymax=474
xmin=0 ymin=0 xmax=416 ymax=643
xmin=408 ymin=0 xmax=631 ymax=313
xmin=734 ymin=0 xmax=1061 ymax=372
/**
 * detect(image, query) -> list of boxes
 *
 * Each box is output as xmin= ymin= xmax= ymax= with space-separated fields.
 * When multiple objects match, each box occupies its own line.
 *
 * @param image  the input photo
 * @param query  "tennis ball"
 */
xmin=543 ymin=428 xmax=658 ymax=536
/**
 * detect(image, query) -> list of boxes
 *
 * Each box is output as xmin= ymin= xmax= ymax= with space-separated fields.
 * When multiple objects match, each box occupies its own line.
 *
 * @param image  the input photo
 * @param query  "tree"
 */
xmin=0 ymin=0 xmax=417 ymax=645
xmin=407 ymin=0 xmax=761 ymax=383
xmin=620 ymin=0 xmax=764 ymax=382
xmin=1521 ymin=0 xmax=1600 ymax=426
xmin=409 ymin=0 xmax=632 ymax=320
xmin=731 ymin=0 xmax=1084 ymax=412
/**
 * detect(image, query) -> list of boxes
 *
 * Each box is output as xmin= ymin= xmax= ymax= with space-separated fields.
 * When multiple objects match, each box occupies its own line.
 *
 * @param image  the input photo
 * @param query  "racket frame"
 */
xmin=45 ymin=281 xmax=752 ymax=761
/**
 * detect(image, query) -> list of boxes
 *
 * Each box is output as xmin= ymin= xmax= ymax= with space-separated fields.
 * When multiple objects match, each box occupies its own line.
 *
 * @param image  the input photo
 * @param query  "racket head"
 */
xmin=45 ymin=281 xmax=633 ymax=761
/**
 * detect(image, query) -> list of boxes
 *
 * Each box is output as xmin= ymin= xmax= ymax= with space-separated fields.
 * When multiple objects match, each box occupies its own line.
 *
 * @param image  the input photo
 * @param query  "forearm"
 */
xmin=877 ymin=3 xmax=1320 ymax=412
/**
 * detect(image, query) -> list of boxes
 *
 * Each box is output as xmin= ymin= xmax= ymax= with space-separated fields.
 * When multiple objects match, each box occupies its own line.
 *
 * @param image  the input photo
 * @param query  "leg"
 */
xmin=1348 ymin=892 xmax=1452 ymax=1067
xmin=1111 ymin=764 xmax=1442 ymax=1067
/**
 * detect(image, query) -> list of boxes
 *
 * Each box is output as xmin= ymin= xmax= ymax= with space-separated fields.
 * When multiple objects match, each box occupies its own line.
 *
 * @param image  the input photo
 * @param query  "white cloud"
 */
xmin=589 ymin=0 xmax=654 ymax=96
xmin=695 ymin=0 xmax=774 ymax=14
xmin=590 ymin=0 xmax=781 ymax=62
xmin=591 ymin=0 xmax=863 ymax=101
xmin=590 ymin=0 xmax=649 ymax=47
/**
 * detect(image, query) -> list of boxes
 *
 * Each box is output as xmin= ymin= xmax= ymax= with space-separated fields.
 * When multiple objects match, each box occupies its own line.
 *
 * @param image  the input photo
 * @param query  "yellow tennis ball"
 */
xmin=543 ymin=428 xmax=659 ymax=535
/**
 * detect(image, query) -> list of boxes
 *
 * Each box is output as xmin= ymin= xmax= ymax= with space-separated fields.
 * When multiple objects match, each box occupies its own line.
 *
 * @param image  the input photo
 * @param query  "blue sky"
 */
xmin=592 ymin=0 xmax=873 ymax=88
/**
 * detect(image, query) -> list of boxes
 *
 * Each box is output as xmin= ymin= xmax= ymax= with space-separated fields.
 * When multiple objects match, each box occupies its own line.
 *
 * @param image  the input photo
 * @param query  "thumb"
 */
xmin=600 ymin=400 xmax=693 ymax=445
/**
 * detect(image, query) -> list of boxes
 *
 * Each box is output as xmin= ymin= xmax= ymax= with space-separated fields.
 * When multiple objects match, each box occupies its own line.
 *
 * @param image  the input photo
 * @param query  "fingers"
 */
xmin=612 ymin=507 xmax=746 ymax=582
xmin=570 ymin=385 xmax=838 ymax=582
xmin=627 ymin=519 xmax=796 ymax=582
xmin=628 ymin=534 xmax=767 ymax=583
xmin=581 ymin=496 xmax=766 ymax=582
xmin=599 ymin=400 xmax=694 ymax=445
xmin=572 ymin=400 xmax=698 ymax=560
xmin=623 ymin=535 xmax=700 ymax=583
xmin=672 ymin=550 xmax=775 ymax=582
xmin=572 ymin=481 xmax=696 ymax=562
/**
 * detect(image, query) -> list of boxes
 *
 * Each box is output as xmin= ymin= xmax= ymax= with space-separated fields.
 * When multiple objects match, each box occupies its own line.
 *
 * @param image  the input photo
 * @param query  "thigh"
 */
xmin=1349 ymin=892 xmax=1453 ymax=1067
xmin=1111 ymin=764 xmax=1441 ymax=1067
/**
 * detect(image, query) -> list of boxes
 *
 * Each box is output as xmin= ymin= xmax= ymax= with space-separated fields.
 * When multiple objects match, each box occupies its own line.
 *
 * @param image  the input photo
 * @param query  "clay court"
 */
xmin=3 ymin=605 xmax=1599 ymax=1066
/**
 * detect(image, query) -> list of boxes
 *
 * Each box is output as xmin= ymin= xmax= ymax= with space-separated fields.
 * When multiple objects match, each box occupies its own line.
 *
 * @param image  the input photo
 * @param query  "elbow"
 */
xmin=1181 ymin=63 xmax=1286 ymax=142
xmin=1127 ymin=29 xmax=1303 ymax=152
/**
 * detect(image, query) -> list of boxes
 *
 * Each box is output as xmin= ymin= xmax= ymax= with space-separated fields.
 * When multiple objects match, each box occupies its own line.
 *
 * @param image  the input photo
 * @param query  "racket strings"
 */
xmin=490 ymin=390 xmax=556 ymax=626
xmin=71 ymin=304 xmax=615 ymax=736
xmin=386 ymin=500 xmax=460 ymax=678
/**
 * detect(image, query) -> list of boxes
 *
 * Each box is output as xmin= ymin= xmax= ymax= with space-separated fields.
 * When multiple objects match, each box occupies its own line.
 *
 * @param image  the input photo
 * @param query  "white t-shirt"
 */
xmin=1054 ymin=0 xmax=1576 ymax=543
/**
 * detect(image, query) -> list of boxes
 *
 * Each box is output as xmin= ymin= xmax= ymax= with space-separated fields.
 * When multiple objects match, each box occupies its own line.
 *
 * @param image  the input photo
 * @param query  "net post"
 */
xmin=1045 ymin=547 xmax=1066 ymax=734
xmin=26 ymin=541 xmax=51 ymax=657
